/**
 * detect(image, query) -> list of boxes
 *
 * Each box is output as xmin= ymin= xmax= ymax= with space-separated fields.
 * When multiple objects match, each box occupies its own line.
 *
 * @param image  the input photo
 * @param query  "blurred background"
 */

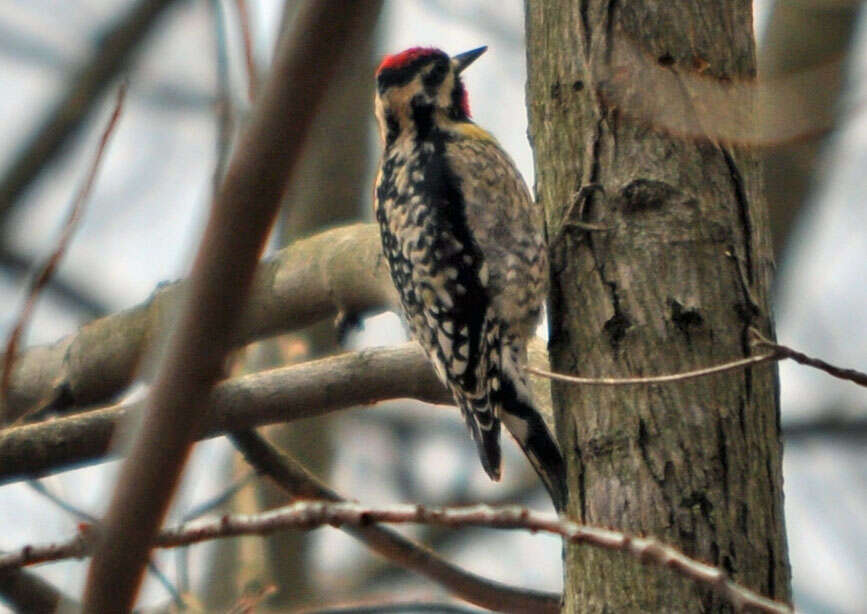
xmin=0 ymin=0 xmax=864 ymax=611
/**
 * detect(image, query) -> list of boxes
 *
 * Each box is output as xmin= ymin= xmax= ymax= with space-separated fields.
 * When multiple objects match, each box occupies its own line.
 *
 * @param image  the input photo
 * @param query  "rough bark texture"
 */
xmin=524 ymin=1 xmax=790 ymax=611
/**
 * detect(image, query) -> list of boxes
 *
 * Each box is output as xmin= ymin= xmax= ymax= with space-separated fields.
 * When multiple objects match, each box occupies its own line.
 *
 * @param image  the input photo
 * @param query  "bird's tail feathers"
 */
xmin=453 ymin=386 xmax=502 ymax=481
xmin=449 ymin=335 xmax=566 ymax=510
xmin=494 ymin=344 xmax=567 ymax=512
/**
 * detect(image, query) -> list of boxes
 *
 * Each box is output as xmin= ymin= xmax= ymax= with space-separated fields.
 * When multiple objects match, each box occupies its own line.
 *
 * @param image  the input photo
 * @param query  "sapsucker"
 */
xmin=373 ymin=46 xmax=566 ymax=510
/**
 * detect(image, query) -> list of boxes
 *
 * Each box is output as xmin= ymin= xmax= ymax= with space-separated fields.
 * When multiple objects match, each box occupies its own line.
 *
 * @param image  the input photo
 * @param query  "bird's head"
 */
xmin=374 ymin=46 xmax=486 ymax=144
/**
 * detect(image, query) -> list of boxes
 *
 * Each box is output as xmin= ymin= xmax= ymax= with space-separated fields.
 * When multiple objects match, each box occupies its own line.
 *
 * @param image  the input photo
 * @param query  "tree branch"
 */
xmin=0 ymin=245 xmax=109 ymax=318
xmin=2 ymin=223 xmax=394 ymax=422
xmin=526 ymin=327 xmax=867 ymax=390
xmin=230 ymin=430 xmax=559 ymax=614
xmin=1 ymin=83 xmax=126 ymax=425
xmin=83 ymin=4 xmax=384 ymax=609
xmin=0 ymin=568 xmax=78 ymax=613
xmin=0 ymin=343 xmax=446 ymax=485
xmin=526 ymin=353 xmax=778 ymax=386
xmin=2 ymin=501 xmax=792 ymax=614
xmin=751 ymin=330 xmax=867 ymax=389
xmin=293 ymin=601 xmax=486 ymax=614
xmin=5 ymin=324 xmax=863 ymax=487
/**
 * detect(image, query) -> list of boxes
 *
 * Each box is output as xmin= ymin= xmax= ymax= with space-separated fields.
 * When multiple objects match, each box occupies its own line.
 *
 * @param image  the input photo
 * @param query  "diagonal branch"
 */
xmin=230 ymin=430 xmax=559 ymax=614
xmin=0 ymin=568 xmax=78 ymax=613
xmin=1 ymin=84 xmax=126 ymax=425
xmin=0 ymin=245 xmax=109 ymax=318
xmin=2 ymin=501 xmax=793 ymax=614
xmin=2 ymin=223 xmax=393 ymax=422
xmin=83 ymin=4 xmax=384 ymax=610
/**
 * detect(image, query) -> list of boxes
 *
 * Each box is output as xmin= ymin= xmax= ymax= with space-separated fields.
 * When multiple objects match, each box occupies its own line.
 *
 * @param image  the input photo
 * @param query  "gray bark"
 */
xmin=525 ymin=1 xmax=791 ymax=610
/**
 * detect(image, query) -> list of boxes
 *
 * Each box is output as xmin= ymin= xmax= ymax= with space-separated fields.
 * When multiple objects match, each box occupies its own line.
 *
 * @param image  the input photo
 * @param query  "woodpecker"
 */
xmin=373 ymin=46 xmax=566 ymax=510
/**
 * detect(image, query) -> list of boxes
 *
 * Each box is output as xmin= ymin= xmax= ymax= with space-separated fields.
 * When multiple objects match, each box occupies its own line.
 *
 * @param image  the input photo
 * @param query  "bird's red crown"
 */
xmin=376 ymin=47 xmax=441 ymax=74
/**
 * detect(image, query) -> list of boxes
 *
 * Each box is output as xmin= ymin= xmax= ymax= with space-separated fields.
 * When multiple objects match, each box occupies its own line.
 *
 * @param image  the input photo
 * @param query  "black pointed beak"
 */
xmin=452 ymin=46 xmax=487 ymax=74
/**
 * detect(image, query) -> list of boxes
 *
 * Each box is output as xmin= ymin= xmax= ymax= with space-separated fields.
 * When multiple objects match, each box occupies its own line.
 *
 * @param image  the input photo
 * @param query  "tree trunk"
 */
xmin=524 ymin=1 xmax=791 ymax=611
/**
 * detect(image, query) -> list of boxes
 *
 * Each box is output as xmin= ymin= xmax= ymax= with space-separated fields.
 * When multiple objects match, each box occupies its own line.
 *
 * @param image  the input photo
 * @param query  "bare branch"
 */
xmin=234 ymin=0 xmax=259 ymax=100
xmin=528 ymin=328 xmax=867 ymax=390
xmin=2 ymin=223 xmax=394 ymax=422
xmin=210 ymin=0 xmax=234 ymax=191
xmin=3 ymin=502 xmax=792 ymax=614
xmin=227 ymin=582 xmax=277 ymax=614
xmin=1 ymin=84 xmax=126 ymax=425
xmin=750 ymin=330 xmax=867 ymax=389
xmin=26 ymin=480 xmax=184 ymax=607
xmin=294 ymin=601 xmax=486 ymax=614
xmin=181 ymin=471 xmax=256 ymax=522
xmin=1 ymin=530 xmax=92 ymax=570
xmin=83 ymin=4 xmax=384 ymax=608
xmin=0 ymin=334 xmax=554 ymax=488
xmin=526 ymin=353 xmax=778 ymax=385
xmin=0 ymin=568 xmax=78 ymax=613
xmin=230 ymin=430 xmax=559 ymax=614
xmin=0 ymin=245 xmax=108 ymax=318
xmin=0 ymin=0 xmax=180 ymax=221
xmin=0 ymin=343 xmax=443 ymax=485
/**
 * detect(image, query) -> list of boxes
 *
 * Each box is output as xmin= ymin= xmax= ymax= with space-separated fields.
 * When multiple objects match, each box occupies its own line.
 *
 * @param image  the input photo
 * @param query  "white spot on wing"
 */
xmin=438 ymin=329 xmax=454 ymax=357
xmin=451 ymin=357 xmax=467 ymax=374
xmin=478 ymin=262 xmax=489 ymax=286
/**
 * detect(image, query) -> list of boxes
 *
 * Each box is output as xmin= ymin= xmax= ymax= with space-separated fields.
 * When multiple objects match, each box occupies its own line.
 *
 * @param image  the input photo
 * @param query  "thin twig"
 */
xmin=234 ymin=0 xmax=259 ymax=101
xmin=27 ymin=480 xmax=98 ymax=523
xmin=294 ymin=601 xmax=485 ymax=614
xmin=211 ymin=0 xmax=234 ymax=190
xmin=0 ymin=84 xmax=126 ymax=425
xmin=783 ymin=415 xmax=867 ymax=440
xmin=227 ymin=582 xmax=277 ymax=614
xmin=0 ymin=0 xmax=179 ymax=220
xmin=183 ymin=470 xmax=256 ymax=522
xmin=230 ymin=429 xmax=559 ymax=614
xmin=751 ymin=329 xmax=867 ymax=388
xmin=173 ymin=469 xmax=255 ymax=594
xmin=528 ymin=330 xmax=867 ymax=391
xmin=2 ymin=502 xmax=792 ymax=614
xmin=26 ymin=480 xmax=185 ymax=608
xmin=0 ymin=245 xmax=108 ymax=318
xmin=526 ymin=352 xmax=778 ymax=386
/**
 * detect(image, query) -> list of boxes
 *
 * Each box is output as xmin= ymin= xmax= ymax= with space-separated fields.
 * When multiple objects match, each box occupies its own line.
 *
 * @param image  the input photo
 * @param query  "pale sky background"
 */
xmin=0 ymin=1 xmax=864 ymax=612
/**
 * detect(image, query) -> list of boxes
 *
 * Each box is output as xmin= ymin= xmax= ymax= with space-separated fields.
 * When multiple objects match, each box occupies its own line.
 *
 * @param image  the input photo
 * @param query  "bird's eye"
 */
xmin=425 ymin=62 xmax=448 ymax=86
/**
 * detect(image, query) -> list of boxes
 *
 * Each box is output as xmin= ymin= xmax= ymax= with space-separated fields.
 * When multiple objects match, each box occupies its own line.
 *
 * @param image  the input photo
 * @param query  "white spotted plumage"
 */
xmin=373 ymin=46 xmax=566 ymax=510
